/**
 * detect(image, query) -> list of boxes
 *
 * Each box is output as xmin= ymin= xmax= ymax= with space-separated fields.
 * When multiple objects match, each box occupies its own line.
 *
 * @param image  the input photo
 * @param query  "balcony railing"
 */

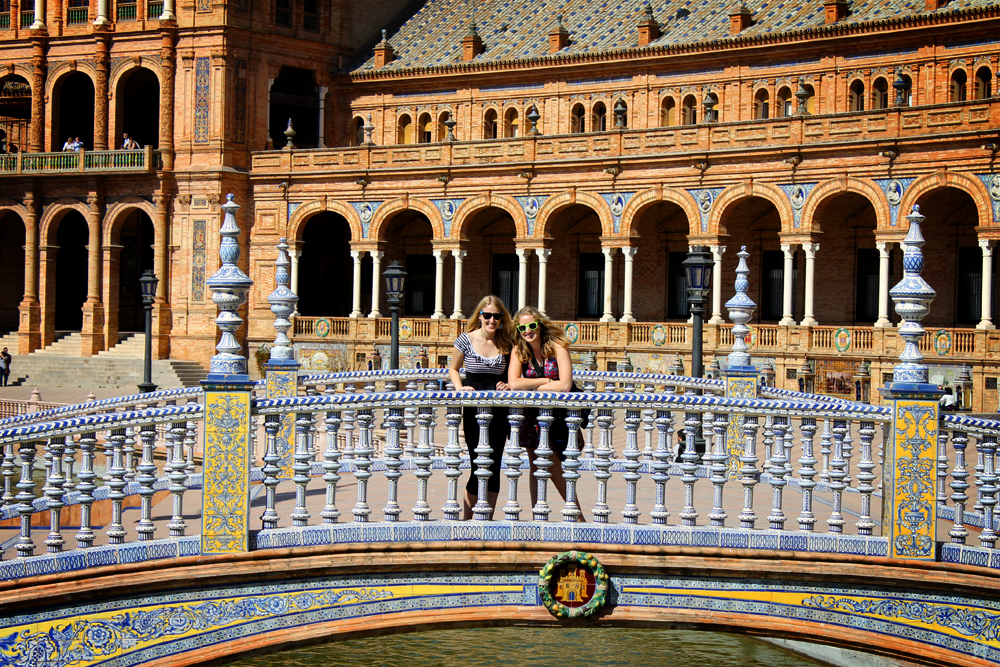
xmin=66 ymin=6 xmax=88 ymax=23
xmin=251 ymin=98 xmax=1000 ymax=175
xmin=0 ymin=147 xmax=161 ymax=175
xmin=0 ymin=12 xmax=9 ymax=28
xmin=147 ymin=0 xmax=162 ymax=18
xmin=116 ymin=1 xmax=136 ymax=20
xmin=19 ymin=9 xmax=32 ymax=26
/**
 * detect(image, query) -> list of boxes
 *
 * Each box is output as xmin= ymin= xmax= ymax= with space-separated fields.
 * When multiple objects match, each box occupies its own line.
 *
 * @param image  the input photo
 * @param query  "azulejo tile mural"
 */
xmin=201 ymin=388 xmax=252 ymax=554
xmin=885 ymin=398 xmax=938 ymax=560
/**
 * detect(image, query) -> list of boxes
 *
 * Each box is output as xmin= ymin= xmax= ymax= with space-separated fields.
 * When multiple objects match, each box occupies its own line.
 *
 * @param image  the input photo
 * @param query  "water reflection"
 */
xmin=225 ymin=627 xmax=828 ymax=667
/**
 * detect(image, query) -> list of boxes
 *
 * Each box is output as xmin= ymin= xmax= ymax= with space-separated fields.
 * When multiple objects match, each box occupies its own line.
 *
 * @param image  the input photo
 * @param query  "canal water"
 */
xmin=225 ymin=627 xmax=830 ymax=666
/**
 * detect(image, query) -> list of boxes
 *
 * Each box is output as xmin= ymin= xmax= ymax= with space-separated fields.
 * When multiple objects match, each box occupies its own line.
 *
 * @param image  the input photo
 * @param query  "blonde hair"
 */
xmin=513 ymin=306 xmax=569 ymax=364
xmin=465 ymin=295 xmax=515 ymax=354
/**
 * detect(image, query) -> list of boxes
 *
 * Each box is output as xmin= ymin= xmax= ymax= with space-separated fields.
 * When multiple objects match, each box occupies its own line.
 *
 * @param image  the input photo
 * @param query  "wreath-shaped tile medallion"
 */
xmin=539 ymin=551 xmax=608 ymax=618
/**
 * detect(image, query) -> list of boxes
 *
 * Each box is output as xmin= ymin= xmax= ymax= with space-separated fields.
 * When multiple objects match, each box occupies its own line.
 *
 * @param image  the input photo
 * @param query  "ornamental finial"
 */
xmin=205 ymin=194 xmax=253 ymax=380
xmin=888 ymin=204 xmax=936 ymax=384
xmin=725 ymin=245 xmax=757 ymax=368
xmin=267 ymin=237 xmax=298 ymax=365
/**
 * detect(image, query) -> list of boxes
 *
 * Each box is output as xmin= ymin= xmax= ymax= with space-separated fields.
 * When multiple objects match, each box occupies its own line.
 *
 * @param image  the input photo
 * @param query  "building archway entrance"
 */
xmin=628 ymin=201 xmax=692 ymax=321
xmin=116 ymin=68 xmax=160 ymax=149
xmin=0 ymin=211 xmax=25 ymax=333
xmin=810 ymin=193 xmax=878 ymax=325
xmin=544 ymin=204 xmax=603 ymax=320
xmin=462 ymin=207 xmax=518 ymax=311
xmin=383 ymin=211 xmax=433 ymax=316
xmin=53 ymin=212 xmax=89 ymax=331
xmin=52 ymin=72 xmax=94 ymax=151
xmin=112 ymin=210 xmax=155 ymax=334
xmin=717 ymin=197 xmax=783 ymax=323
xmin=298 ymin=212 xmax=355 ymax=317
xmin=0 ymin=75 xmax=30 ymax=154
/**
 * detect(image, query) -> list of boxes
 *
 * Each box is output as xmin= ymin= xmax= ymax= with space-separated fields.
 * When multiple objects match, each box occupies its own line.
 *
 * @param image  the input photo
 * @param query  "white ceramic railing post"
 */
xmin=641 ymin=394 xmax=655 ymax=460
xmin=261 ymin=415 xmax=281 ymax=529
xmin=503 ymin=409 xmax=525 ymax=521
xmin=412 ymin=406 xmax=434 ymax=521
xmin=798 ymin=418 xmax=818 ymax=531
xmin=123 ymin=427 xmax=136 ymax=482
xmin=856 ymin=421 xmax=877 ymax=536
xmin=44 ymin=437 xmax=66 ymax=553
xmin=185 ymin=406 xmax=198 ymax=475
xmin=827 ymin=420 xmax=847 ymax=533
xmin=620 ymin=409 xmax=642 ymax=523
xmin=106 ymin=428 xmax=127 ymax=545
xmin=382 ymin=406 xmax=404 ymax=522
xmin=472 ymin=407 xmax=495 ymax=521
xmin=562 ymin=409 xmax=583 ymax=522
xmin=167 ymin=421 xmax=188 ymax=536
xmin=322 ymin=409 xmax=343 ymax=523
xmin=679 ymin=413 xmax=700 ymax=526
xmin=352 ymin=410 xmax=374 ymax=521
xmin=768 ymin=417 xmax=789 ymax=530
xmin=442 ymin=407 xmax=463 ymax=520
xmin=136 ymin=424 xmax=157 ymax=541
xmin=592 ymin=409 xmax=614 ymax=523
xmin=15 ymin=441 xmax=37 ymax=557
xmin=75 ymin=432 xmax=98 ymax=548
xmin=818 ymin=418 xmax=832 ymax=483
xmin=709 ymin=413 xmax=728 ymax=527
xmin=62 ymin=435 xmax=76 ymax=493
xmin=977 ymin=436 xmax=997 ymax=548
xmin=533 ymin=409 xmax=554 ymax=521
xmin=738 ymin=417 xmax=759 ymax=530
xmin=291 ymin=413 xmax=313 ymax=526
xmin=949 ymin=431 xmax=970 ymax=544
xmin=650 ymin=410 xmax=671 ymax=525
xmin=1 ymin=439 xmax=16 ymax=505
xmin=936 ymin=429 xmax=950 ymax=505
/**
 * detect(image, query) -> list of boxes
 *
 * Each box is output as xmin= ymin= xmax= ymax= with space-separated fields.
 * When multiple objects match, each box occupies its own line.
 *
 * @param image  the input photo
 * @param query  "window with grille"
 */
xmin=760 ymin=250 xmax=785 ymax=321
xmin=987 ymin=377 xmax=998 ymax=391
xmin=667 ymin=251 xmax=688 ymax=319
xmin=855 ymin=248 xmax=883 ymax=322
xmin=303 ymin=0 xmax=318 ymax=30
xmin=275 ymin=0 xmax=290 ymax=26
xmin=957 ymin=246 xmax=984 ymax=324
xmin=491 ymin=254 xmax=519 ymax=311
xmin=579 ymin=253 xmax=605 ymax=318
xmin=405 ymin=255 xmax=434 ymax=316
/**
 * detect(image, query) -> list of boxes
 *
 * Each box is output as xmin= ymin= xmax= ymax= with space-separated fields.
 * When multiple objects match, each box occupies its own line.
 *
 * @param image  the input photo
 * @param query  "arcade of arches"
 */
xmin=284 ymin=184 xmax=996 ymax=332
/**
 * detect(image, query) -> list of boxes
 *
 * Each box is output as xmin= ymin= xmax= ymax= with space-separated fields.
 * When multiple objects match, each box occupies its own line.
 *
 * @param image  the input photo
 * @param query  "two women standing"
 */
xmin=449 ymin=296 xmax=581 ymax=519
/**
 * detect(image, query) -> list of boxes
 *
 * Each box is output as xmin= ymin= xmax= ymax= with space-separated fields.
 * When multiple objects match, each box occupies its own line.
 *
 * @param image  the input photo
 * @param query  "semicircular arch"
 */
xmin=800 ymin=177 xmax=890 ymax=233
xmin=40 ymin=199 xmax=92 ymax=245
xmin=619 ymin=187 xmax=700 ymax=238
xmin=708 ymin=181 xmax=793 ymax=236
xmin=102 ymin=197 xmax=157 ymax=246
xmin=898 ymin=171 xmax=994 ymax=230
xmin=288 ymin=200 xmax=364 ymax=243
xmin=369 ymin=196 xmax=444 ymax=242
xmin=451 ymin=193 xmax=527 ymax=240
xmin=535 ymin=190 xmax=613 ymax=240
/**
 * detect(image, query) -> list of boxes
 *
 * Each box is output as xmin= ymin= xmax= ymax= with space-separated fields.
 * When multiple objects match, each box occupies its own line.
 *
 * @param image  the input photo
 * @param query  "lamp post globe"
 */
xmin=137 ymin=269 xmax=159 ymax=394
xmin=382 ymin=260 xmax=407 ymax=371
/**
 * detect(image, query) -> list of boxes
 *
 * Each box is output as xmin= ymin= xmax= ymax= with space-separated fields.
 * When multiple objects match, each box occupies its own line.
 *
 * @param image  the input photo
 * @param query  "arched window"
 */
xmin=661 ymin=97 xmax=676 ymax=126
xmin=571 ymin=103 xmax=585 ymax=133
xmin=872 ymin=78 xmax=889 ymax=110
xmin=352 ymin=117 xmax=364 ymax=146
xmin=754 ymin=89 xmax=770 ymax=119
xmin=417 ymin=112 xmax=432 ymax=143
xmin=901 ymin=75 xmax=913 ymax=106
xmin=503 ymin=108 xmax=519 ymax=138
xmin=592 ymin=102 xmax=607 ymax=132
xmin=975 ymin=66 xmax=993 ymax=100
xmin=776 ymin=87 xmax=792 ymax=117
xmin=437 ymin=111 xmax=451 ymax=141
xmin=950 ymin=69 xmax=967 ymax=102
xmin=397 ymin=113 xmax=413 ymax=144
xmin=803 ymin=84 xmax=816 ymax=114
xmin=849 ymin=80 xmax=865 ymax=112
xmin=484 ymin=109 xmax=498 ymax=139
xmin=682 ymin=95 xmax=697 ymax=125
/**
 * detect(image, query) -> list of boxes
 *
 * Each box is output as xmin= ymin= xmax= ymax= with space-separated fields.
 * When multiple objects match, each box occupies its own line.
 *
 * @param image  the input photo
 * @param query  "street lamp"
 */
xmin=682 ymin=246 xmax=714 ymax=379
xmin=137 ymin=269 xmax=159 ymax=393
xmin=383 ymin=260 xmax=407 ymax=370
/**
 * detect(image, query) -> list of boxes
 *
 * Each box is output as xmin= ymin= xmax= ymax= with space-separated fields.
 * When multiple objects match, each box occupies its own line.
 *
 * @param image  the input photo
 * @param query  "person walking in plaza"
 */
xmin=448 ymin=295 xmax=514 ymax=520
xmin=509 ymin=306 xmax=585 ymax=512
xmin=0 ymin=347 xmax=10 ymax=387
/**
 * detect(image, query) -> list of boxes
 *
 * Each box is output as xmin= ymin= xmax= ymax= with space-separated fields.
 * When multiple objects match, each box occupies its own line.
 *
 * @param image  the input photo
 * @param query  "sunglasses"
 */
xmin=480 ymin=311 xmax=502 ymax=321
xmin=516 ymin=321 xmax=540 ymax=333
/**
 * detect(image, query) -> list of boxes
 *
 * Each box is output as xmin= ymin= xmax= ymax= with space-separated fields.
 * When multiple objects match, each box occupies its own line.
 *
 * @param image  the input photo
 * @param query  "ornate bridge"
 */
xmin=0 ymin=198 xmax=998 ymax=667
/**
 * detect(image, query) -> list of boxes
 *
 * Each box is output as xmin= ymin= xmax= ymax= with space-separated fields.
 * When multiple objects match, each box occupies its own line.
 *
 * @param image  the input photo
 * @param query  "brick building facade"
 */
xmin=1 ymin=0 xmax=999 ymax=405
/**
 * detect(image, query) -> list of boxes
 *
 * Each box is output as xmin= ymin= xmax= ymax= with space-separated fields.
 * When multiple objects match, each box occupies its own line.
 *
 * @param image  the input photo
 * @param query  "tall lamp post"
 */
xmin=137 ymin=269 xmax=159 ymax=393
xmin=682 ymin=246 xmax=714 ymax=379
xmin=383 ymin=260 xmax=407 ymax=370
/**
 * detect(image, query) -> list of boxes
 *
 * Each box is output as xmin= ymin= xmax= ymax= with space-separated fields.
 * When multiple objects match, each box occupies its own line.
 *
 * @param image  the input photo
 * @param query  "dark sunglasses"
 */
xmin=480 ymin=311 xmax=502 ymax=321
xmin=516 ymin=321 xmax=540 ymax=333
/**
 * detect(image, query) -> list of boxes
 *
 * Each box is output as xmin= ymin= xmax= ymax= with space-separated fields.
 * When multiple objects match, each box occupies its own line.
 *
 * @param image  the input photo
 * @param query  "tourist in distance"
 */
xmin=448 ymin=294 xmax=514 ymax=520
xmin=0 ymin=347 xmax=10 ymax=386
xmin=121 ymin=133 xmax=139 ymax=150
xmin=62 ymin=137 xmax=74 ymax=151
xmin=509 ymin=305 xmax=586 ymax=512
xmin=939 ymin=386 xmax=957 ymax=411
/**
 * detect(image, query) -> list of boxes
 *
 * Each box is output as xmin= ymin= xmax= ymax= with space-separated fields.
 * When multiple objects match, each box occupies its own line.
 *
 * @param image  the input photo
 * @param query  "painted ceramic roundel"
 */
xmin=539 ymin=551 xmax=608 ymax=618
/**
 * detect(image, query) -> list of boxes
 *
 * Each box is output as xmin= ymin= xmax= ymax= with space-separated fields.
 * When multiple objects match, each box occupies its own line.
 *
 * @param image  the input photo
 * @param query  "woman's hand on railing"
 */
xmin=495 ymin=381 xmax=509 ymax=390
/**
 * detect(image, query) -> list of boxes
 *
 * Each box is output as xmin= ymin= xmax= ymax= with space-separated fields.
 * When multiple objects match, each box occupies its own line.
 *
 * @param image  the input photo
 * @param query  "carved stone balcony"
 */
xmin=0 ymin=146 xmax=163 ymax=176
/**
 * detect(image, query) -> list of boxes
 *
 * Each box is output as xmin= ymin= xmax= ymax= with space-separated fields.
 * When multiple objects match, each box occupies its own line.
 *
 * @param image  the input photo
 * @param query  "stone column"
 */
xmin=875 ymin=241 xmax=892 ymax=327
xmin=800 ymin=242 xmax=819 ymax=327
xmin=535 ymin=248 xmax=551 ymax=316
xmin=431 ymin=249 xmax=445 ymax=319
xmin=779 ymin=243 xmax=795 ymax=326
xmin=515 ymin=248 xmax=528 ymax=310
xmin=30 ymin=0 xmax=45 ymax=30
xmin=451 ymin=249 xmax=465 ymax=319
xmin=290 ymin=249 xmax=301 ymax=315
xmin=94 ymin=32 xmax=110 ymax=150
xmin=158 ymin=24 xmax=177 ymax=169
xmin=978 ymin=239 xmax=995 ymax=330
xmin=349 ymin=250 xmax=363 ymax=318
xmin=620 ymin=246 xmax=637 ymax=323
xmin=368 ymin=250 xmax=383 ymax=318
xmin=265 ymin=78 xmax=275 ymax=149
xmin=709 ymin=245 xmax=726 ymax=324
xmin=93 ymin=0 xmax=109 ymax=24
xmin=152 ymin=195 xmax=171 ymax=358
xmin=600 ymin=247 xmax=614 ymax=323
xmin=317 ymin=86 xmax=328 ymax=148
xmin=160 ymin=0 xmax=175 ymax=20
xmin=17 ymin=194 xmax=40 ymax=355
xmin=30 ymin=37 xmax=46 ymax=153
xmin=80 ymin=194 xmax=105 ymax=357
